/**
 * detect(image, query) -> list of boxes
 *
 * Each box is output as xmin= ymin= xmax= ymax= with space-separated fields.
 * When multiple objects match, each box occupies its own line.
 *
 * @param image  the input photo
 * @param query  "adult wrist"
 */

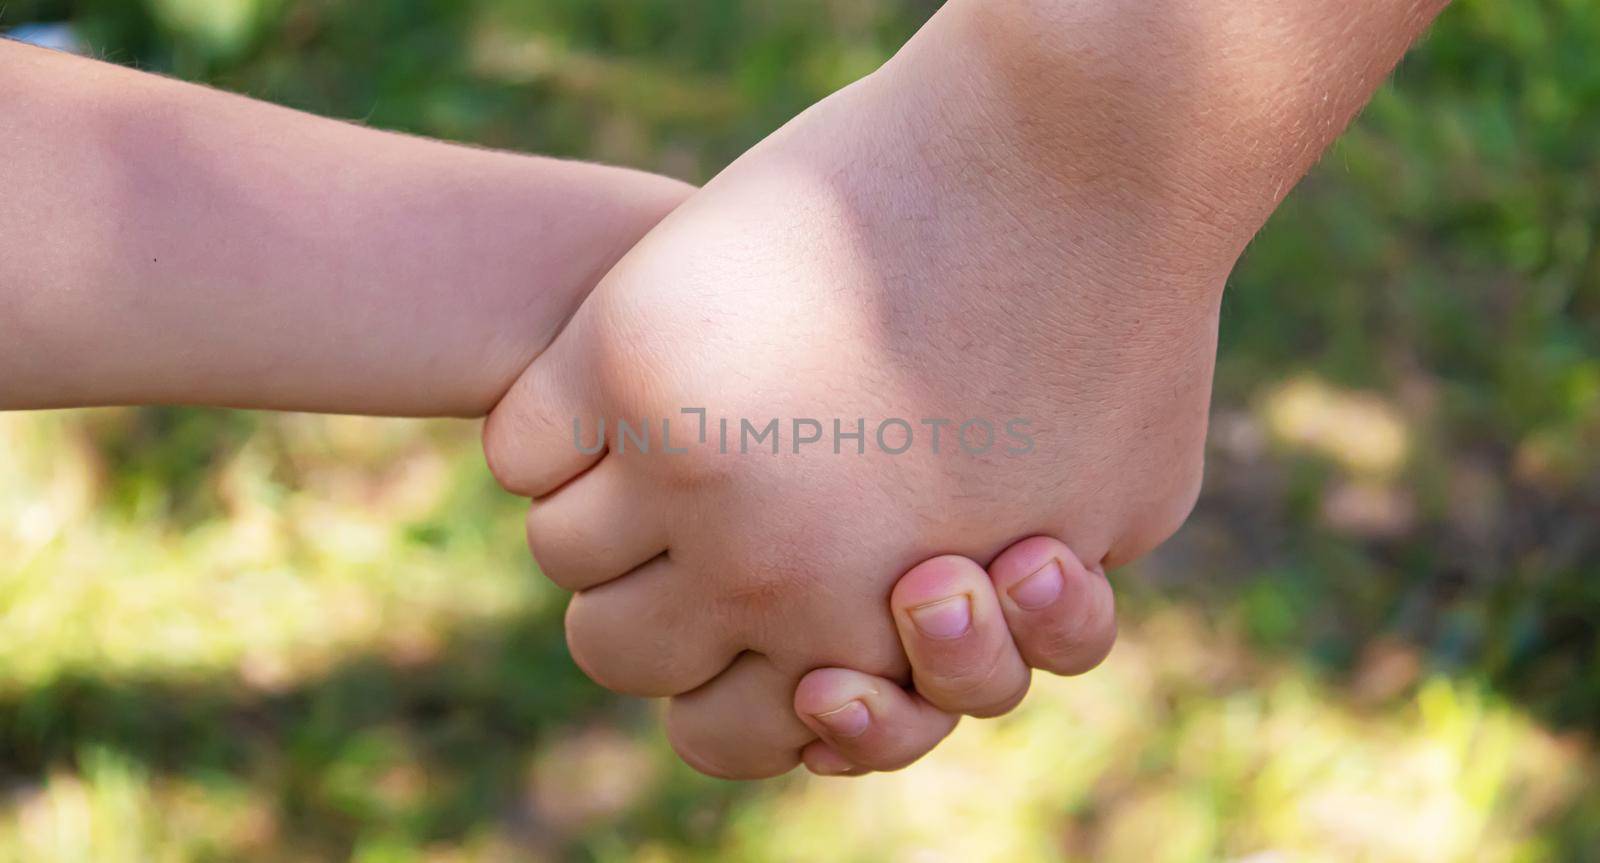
xmin=873 ymin=0 xmax=1250 ymax=299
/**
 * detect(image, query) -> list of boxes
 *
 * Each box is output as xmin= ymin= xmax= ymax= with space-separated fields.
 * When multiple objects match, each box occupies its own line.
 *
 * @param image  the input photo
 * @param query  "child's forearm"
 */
xmin=0 ymin=38 xmax=690 ymax=417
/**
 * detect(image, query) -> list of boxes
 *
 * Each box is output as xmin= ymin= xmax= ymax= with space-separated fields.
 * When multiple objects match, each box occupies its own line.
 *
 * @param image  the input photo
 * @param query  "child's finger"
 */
xmin=889 ymin=555 xmax=1032 ymax=718
xmin=798 ymin=741 xmax=868 ymax=777
xmin=987 ymin=536 xmax=1116 ymax=677
xmin=794 ymin=667 xmax=958 ymax=774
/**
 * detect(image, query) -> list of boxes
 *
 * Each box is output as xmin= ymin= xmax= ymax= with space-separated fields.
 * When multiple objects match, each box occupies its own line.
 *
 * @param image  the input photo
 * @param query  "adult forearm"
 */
xmin=0 ymin=39 xmax=688 ymax=416
xmin=898 ymin=0 xmax=1449 ymax=270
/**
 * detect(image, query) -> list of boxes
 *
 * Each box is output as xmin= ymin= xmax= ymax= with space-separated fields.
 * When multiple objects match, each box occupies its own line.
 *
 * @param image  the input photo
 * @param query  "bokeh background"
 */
xmin=2 ymin=0 xmax=1598 ymax=860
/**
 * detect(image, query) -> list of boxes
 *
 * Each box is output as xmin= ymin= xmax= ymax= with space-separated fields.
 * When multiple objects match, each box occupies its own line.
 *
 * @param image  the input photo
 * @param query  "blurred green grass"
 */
xmin=1 ymin=0 xmax=1598 ymax=860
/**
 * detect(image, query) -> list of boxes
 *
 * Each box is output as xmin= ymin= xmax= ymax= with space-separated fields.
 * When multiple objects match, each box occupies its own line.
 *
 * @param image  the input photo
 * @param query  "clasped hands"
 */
xmin=479 ymin=12 xmax=1221 ymax=780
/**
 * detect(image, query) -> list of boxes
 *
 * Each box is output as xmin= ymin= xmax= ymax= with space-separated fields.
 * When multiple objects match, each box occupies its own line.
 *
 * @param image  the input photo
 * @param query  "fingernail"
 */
xmin=806 ymin=749 xmax=863 ymax=776
xmin=1009 ymin=559 xmax=1065 ymax=610
xmin=813 ymin=700 xmax=871 ymax=738
xmin=810 ymin=762 xmax=858 ymax=777
xmin=908 ymin=595 xmax=972 ymax=640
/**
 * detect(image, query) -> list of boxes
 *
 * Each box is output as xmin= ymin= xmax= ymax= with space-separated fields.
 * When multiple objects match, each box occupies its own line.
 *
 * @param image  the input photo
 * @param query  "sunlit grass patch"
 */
xmin=0 ymin=748 xmax=277 ymax=863
xmin=0 ymin=410 xmax=543 ymax=693
xmin=713 ymin=610 xmax=1588 ymax=863
xmin=1263 ymin=377 xmax=1411 ymax=479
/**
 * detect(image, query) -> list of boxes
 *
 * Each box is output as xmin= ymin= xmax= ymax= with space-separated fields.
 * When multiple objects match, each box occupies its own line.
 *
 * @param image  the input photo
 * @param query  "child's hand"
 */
xmin=787 ymin=536 xmax=1113 ymax=777
xmin=644 ymin=536 xmax=1112 ymax=779
xmin=483 ymin=8 xmax=1225 ymax=779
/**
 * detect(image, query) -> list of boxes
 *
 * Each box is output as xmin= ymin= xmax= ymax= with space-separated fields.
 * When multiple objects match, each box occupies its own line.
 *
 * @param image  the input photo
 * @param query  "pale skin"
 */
xmin=0 ymin=36 xmax=684 ymax=416
xmin=0 ymin=36 xmax=1111 ymax=778
xmin=484 ymin=0 xmax=1452 ymax=778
